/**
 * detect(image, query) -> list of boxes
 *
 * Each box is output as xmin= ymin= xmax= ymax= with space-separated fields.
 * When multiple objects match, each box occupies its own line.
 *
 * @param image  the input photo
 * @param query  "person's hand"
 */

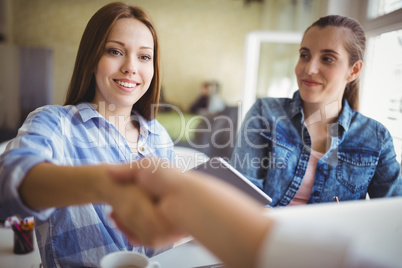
xmin=106 ymin=160 xmax=186 ymax=247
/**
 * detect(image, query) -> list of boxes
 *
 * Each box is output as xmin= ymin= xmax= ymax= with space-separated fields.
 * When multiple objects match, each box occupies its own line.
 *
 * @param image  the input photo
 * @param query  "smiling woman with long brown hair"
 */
xmin=0 ymin=2 xmax=176 ymax=267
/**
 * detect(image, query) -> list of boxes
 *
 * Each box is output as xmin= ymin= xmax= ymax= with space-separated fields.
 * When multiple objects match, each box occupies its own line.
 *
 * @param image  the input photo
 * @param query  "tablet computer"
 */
xmin=191 ymin=157 xmax=272 ymax=206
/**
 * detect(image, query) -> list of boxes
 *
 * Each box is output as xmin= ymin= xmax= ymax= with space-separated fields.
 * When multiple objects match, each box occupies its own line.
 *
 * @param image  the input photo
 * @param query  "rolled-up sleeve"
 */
xmin=0 ymin=107 xmax=62 ymax=220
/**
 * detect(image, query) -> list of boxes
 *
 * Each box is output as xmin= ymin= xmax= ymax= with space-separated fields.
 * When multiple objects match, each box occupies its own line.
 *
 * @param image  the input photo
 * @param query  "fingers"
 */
xmin=110 ymin=199 xmax=185 ymax=247
xmin=106 ymin=159 xmax=187 ymax=247
xmin=134 ymin=158 xmax=182 ymax=198
xmin=107 ymin=180 xmax=184 ymax=248
xmin=110 ymin=211 xmax=141 ymax=245
xmin=107 ymin=164 xmax=135 ymax=183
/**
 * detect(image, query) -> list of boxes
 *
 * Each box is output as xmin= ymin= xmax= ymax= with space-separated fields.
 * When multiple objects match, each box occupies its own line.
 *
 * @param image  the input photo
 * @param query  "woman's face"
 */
xmin=295 ymin=26 xmax=355 ymax=106
xmin=94 ymin=18 xmax=154 ymax=112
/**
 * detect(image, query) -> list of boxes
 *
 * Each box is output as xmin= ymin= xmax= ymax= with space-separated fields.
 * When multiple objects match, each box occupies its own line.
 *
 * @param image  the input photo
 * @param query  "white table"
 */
xmin=151 ymin=197 xmax=402 ymax=267
xmin=151 ymin=239 xmax=222 ymax=268
xmin=1 ymin=197 xmax=400 ymax=268
xmin=267 ymin=197 xmax=402 ymax=267
xmin=0 ymin=227 xmax=42 ymax=268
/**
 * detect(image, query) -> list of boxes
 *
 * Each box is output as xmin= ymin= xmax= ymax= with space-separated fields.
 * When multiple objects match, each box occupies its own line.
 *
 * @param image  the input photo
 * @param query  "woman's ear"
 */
xmin=347 ymin=60 xmax=363 ymax=82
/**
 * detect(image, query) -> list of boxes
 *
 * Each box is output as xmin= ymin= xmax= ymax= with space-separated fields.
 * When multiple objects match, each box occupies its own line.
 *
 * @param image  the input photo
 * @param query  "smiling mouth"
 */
xmin=302 ymin=79 xmax=321 ymax=86
xmin=114 ymin=80 xmax=139 ymax=88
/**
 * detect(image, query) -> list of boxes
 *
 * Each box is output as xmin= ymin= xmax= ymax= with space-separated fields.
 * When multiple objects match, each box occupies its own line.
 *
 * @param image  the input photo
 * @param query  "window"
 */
xmin=241 ymin=31 xmax=302 ymax=122
xmin=360 ymin=0 xmax=402 ymax=164
xmin=256 ymin=42 xmax=299 ymax=99
xmin=368 ymin=0 xmax=402 ymax=18
xmin=361 ymin=30 xmax=402 ymax=164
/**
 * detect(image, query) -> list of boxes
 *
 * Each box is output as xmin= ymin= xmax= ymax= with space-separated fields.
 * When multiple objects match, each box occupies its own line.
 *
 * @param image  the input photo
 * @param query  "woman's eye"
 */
xmin=299 ymin=53 xmax=309 ymax=59
xmin=107 ymin=49 xmax=122 ymax=56
xmin=322 ymin=56 xmax=335 ymax=63
xmin=139 ymin=55 xmax=152 ymax=61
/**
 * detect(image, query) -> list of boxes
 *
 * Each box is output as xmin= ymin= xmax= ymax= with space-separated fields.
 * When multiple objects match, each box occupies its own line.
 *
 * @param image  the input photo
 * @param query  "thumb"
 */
xmin=134 ymin=158 xmax=180 ymax=198
xmin=107 ymin=163 xmax=138 ymax=183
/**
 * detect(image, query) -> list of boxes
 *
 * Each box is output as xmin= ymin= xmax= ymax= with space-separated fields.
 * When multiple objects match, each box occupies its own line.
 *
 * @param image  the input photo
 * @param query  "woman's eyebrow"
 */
xmin=299 ymin=47 xmax=339 ymax=55
xmin=106 ymin=40 xmax=125 ymax=46
xmin=106 ymin=40 xmax=153 ymax=51
xmin=321 ymin=49 xmax=339 ymax=55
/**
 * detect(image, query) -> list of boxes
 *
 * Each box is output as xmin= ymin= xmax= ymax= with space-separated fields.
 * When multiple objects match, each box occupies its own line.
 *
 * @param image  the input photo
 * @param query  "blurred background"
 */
xmin=0 ymin=0 xmax=401 ymax=162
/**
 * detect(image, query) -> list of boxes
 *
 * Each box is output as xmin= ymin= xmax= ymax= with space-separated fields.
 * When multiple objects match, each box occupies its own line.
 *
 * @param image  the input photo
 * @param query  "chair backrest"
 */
xmin=192 ymin=106 xmax=238 ymax=160
xmin=0 ymin=140 xmax=10 ymax=155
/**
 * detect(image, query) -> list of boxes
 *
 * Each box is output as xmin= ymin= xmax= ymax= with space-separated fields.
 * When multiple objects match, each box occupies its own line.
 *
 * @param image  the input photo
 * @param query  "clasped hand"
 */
xmin=104 ymin=158 xmax=186 ymax=247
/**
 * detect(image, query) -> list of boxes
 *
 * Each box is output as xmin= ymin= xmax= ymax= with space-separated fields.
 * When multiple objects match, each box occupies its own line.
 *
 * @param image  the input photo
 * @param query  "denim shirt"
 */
xmin=231 ymin=91 xmax=402 ymax=207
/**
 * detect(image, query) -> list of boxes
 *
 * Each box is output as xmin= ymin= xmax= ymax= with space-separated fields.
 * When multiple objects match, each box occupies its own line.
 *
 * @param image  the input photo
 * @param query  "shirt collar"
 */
xmin=289 ymin=90 xmax=353 ymax=132
xmin=289 ymin=90 xmax=303 ymax=119
xmin=75 ymin=102 xmax=159 ymax=136
xmin=76 ymin=102 xmax=101 ymax=122
xmin=337 ymin=97 xmax=353 ymax=132
xmin=133 ymin=110 xmax=160 ymax=137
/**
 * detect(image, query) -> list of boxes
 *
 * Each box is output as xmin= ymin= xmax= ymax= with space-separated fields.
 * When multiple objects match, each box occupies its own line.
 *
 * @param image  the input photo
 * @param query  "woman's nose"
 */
xmin=121 ymin=58 xmax=137 ymax=74
xmin=305 ymin=59 xmax=319 ymax=75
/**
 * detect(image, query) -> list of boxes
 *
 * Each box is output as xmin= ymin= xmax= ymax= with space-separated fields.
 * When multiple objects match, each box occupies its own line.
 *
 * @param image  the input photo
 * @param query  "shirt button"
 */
xmin=313 ymin=191 xmax=320 ymax=197
xmin=140 ymin=147 xmax=145 ymax=152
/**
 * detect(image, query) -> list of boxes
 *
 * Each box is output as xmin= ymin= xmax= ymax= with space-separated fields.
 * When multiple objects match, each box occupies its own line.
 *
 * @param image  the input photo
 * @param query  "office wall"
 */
xmin=8 ymin=0 xmax=263 ymax=110
xmin=0 ymin=44 xmax=20 ymax=130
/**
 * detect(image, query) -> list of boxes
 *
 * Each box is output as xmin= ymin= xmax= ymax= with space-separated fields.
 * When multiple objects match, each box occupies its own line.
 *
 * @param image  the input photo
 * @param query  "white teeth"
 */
xmin=116 ymin=80 xmax=136 ymax=88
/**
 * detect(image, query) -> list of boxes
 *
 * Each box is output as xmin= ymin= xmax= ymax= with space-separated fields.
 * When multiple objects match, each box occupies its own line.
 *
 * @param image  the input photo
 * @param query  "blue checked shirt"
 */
xmin=0 ymin=103 xmax=174 ymax=267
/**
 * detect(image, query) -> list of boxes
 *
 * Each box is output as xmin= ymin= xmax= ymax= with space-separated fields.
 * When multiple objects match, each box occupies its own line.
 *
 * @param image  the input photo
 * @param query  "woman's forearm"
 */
xmin=19 ymin=163 xmax=111 ymax=210
xmin=19 ymin=162 xmax=172 ymax=246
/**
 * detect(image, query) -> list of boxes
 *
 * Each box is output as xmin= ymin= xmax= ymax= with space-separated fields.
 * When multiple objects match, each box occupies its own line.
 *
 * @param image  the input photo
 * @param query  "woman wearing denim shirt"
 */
xmin=231 ymin=15 xmax=402 ymax=207
xmin=0 ymin=3 xmax=178 ymax=267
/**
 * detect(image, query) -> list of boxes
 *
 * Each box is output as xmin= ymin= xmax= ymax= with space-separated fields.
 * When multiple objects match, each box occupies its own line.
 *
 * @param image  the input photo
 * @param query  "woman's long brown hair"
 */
xmin=64 ymin=2 xmax=161 ymax=120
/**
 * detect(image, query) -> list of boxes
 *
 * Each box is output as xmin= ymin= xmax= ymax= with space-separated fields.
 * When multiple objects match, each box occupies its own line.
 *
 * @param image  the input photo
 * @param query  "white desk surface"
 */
xmin=0 ymin=197 xmax=400 ymax=268
xmin=0 ymin=227 xmax=42 ymax=268
xmin=151 ymin=197 xmax=402 ymax=268
xmin=151 ymin=238 xmax=222 ymax=268
xmin=267 ymin=197 xmax=402 ymax=267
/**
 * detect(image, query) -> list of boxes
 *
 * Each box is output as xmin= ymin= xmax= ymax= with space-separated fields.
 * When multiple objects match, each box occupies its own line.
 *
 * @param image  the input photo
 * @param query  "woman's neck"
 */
xmin=303 ymin=99 xmax=342 ymax=126
xmin=93 ymin=102 xmax=132 ymax=119
xmin=302 ymin=99 xmax=343 ymax=154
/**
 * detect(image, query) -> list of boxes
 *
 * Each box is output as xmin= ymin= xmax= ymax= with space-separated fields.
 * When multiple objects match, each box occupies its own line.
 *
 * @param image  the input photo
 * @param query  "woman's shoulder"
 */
xmin=351 ymin=110 xmax=389 ymax=130
xmin=349 ymin=110 xmax=393 ymax=139
xmin=28 ymin=104 xmax=77 ymax=117
xmin=254 ymin=96 xmax=292 ymax=106
xmin=22 ymin=105 xmax=70 ymax=124
xmin=249 ymin=96 xmax=295 ymax=118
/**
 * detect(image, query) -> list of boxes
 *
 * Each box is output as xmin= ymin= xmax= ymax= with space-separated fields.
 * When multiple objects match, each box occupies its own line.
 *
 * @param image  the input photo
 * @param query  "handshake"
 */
xmin=19 ymin=158 xmax=380 ymax=268
xmin=104 ymin=158 xmax=269 ymax=268
xmin=18 ymin=157 xmax=266 ymax=268
xmin=106 ymin=158 xmax=191 ymax=247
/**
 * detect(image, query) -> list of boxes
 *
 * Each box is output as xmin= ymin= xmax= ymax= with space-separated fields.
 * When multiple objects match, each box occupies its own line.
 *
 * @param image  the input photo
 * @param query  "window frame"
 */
xmin=358 ymin=0 xmax=402 ymax=164
xmin=357 ymin=0 xmax=402 ymax=37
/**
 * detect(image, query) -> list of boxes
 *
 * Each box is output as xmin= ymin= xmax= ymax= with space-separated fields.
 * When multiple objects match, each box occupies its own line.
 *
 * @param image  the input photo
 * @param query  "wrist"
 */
xmin=90 ymin=164 xmax=117 ymax=205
